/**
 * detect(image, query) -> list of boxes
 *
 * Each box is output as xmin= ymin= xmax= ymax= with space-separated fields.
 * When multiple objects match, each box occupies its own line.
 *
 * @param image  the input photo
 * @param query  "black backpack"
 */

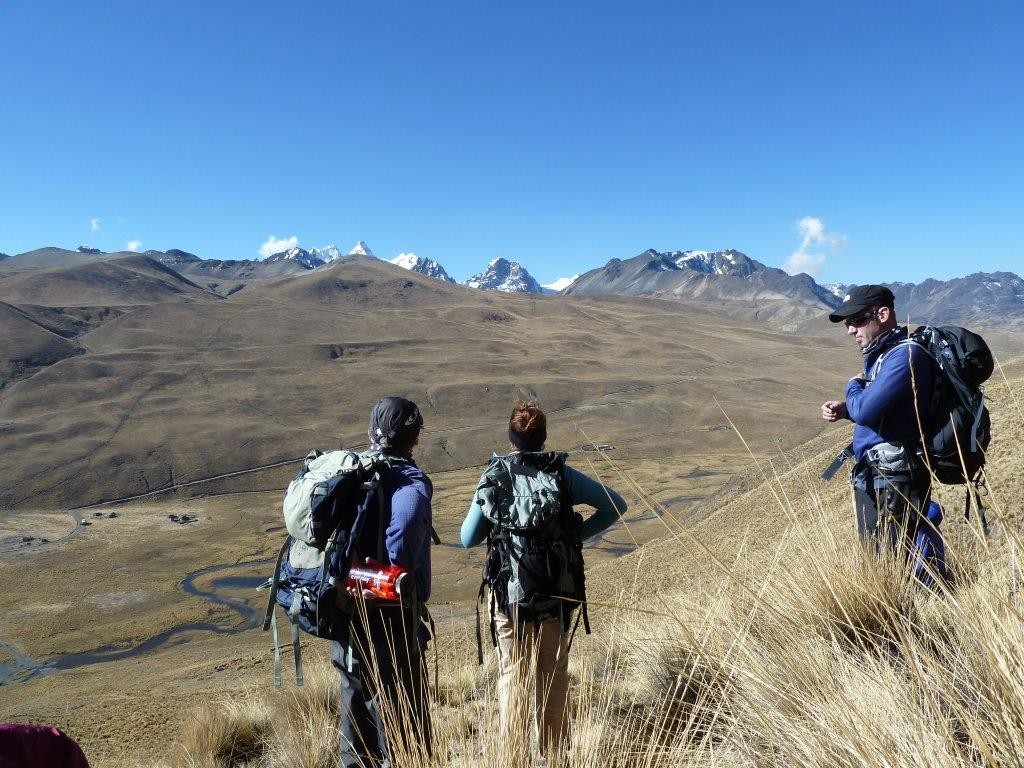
xmin=908 ymin=325 xmax=993 ymax=486
xmin=473 ymin=452 xmax=589 ymax=662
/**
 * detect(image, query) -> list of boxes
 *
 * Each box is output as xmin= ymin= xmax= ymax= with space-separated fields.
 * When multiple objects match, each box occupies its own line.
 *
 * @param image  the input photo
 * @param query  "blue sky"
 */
xmin=1 ymin=1 xmax=1020 ymax=285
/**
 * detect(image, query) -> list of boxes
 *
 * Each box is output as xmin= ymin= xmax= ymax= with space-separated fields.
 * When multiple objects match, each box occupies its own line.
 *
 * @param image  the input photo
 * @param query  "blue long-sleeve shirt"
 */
xmin=845 ymin=327 xmax=934 ymax=460
xmin=379 ymin=458 xmax=432 ymax=600
xmin=460 ymin=458 xmax=627 ymax=548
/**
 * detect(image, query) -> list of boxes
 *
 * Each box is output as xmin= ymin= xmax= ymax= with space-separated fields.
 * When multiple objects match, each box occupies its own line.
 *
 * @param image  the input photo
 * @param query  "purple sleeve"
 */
xmin=385 ymin=483 xmax=429 ymax=571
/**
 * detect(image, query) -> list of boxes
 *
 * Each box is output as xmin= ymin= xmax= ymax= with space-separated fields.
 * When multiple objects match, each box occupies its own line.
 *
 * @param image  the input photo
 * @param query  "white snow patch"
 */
xmin=347 ymin=241 xmax=375 ymax=258
xmin=390 ymin=252 xmax=419 ymax=270
xmin=310 ymin=244 xmax=345 ymax=262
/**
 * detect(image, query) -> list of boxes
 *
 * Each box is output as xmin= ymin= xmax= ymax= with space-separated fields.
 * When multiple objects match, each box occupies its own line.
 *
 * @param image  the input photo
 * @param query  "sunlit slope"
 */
xmin=0 ymin=302 xmax=84 ymax=387
xmin=0 ymin=256 xmax=851 ymax=509
xmin=0 ymin=253 xmax=217 ymax=307
xmin=588 ymin=359 xmax=1024 ymax=602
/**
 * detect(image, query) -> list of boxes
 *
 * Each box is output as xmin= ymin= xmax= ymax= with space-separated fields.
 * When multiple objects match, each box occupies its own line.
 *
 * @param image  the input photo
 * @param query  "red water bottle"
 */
xmin=346 ymin=558 xmax=408 ymax=601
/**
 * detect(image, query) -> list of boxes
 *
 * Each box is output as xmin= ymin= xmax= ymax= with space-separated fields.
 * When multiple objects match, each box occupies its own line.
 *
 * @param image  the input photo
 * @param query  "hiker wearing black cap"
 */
xmin=821 ymin=285 xmax=936 ymax=554
xmin=332 ymin=396 xmax=433 ymax=768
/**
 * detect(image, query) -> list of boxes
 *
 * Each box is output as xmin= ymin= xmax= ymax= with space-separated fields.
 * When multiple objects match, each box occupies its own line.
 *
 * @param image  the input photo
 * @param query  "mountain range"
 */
xmin=564 ymin=248 xmax=840 ymax=328
xmin=3 ymin=242 xmax=1022 ymax=330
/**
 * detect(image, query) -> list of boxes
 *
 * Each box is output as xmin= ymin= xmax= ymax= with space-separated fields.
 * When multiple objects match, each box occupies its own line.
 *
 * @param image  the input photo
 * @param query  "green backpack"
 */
xmin=475 ymin=451 xmax=589 ymax=660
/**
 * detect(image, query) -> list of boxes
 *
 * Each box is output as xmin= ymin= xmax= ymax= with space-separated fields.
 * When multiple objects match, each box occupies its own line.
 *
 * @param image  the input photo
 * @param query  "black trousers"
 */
xmin=853 ymin=463 xmax=932 ymax=557
xmin=330 ymin=605 xmax=432 ymax=768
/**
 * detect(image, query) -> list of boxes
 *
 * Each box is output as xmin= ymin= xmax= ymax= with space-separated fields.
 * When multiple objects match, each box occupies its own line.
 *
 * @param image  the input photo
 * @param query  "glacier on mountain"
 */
xmin=389 ymin=252 xmax=455 ymax=283
xmin=264 ymin=247 xmax=325 ymax=270
xmin=464 ymin=258 xmax=543 ymax=294
xmin=309 ymin=244 xmax=345 ymax=263
xmin=348 ymin=241 xmax=375 ymax=258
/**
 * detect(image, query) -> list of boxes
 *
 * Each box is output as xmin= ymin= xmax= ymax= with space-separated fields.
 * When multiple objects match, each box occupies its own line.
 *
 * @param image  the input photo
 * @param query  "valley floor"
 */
xmin=0 ymin=450 xmax=741 ymax=767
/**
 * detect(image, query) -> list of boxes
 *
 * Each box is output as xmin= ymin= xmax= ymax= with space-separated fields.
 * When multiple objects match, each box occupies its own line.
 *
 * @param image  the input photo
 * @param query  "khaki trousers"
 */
xmin=492 ymin=608 xmax=571 ymax=758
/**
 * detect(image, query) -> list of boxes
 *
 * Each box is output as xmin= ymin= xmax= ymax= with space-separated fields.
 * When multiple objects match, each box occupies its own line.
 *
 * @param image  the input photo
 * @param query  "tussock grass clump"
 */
xmin=262 ymin=661 xmax=338 ymax=768
xmin=766 ymin=529 xmax=924 ymax=657
xmin=599 ymin=594 xmax=734 ymax=752
xmin=177 ymin=692 xmax=272 ymax=768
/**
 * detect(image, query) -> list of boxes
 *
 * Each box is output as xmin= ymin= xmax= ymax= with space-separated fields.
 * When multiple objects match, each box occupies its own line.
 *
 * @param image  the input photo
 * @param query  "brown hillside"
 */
xmin=0 ymin=256 xmax=853 ymax=509
xmin=0 ymin=302 xmax=85 ymax=387
xmin=1 ymin=246 xmax=116 ymax=269
xmin=0 ymin=254 xmax=218 ymax=307
xmin=587 ymin=362 xmax=1024 ymax=605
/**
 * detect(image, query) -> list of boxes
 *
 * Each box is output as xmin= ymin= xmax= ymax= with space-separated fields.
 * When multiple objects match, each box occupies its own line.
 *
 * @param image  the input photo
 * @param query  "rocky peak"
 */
xmin=464 ymin=258 xmax=544 ymax=294
xmin=389 ymin=252 xmax=455 ymax=283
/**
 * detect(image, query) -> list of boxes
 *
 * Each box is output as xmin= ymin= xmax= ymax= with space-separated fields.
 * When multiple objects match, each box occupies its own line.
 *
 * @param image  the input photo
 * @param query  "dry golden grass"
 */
xmin=166 ymin=367 xmax=1024 ymax=768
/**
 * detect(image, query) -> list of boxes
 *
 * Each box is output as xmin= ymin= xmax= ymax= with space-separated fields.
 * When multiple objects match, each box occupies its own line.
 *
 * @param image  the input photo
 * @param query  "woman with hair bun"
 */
xmin=461 ymin=399 xmax=627 ymax=760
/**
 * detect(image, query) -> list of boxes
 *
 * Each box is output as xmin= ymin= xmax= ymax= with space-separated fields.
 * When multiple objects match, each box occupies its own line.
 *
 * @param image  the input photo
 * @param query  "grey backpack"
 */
xmin=475 ymin=452 xmax=589 ymax=660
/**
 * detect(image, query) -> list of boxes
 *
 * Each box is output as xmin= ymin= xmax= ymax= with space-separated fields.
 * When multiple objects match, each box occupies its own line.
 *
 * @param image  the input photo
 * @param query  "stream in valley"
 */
xmin=0 ymin=559 xmax=272 ymax=686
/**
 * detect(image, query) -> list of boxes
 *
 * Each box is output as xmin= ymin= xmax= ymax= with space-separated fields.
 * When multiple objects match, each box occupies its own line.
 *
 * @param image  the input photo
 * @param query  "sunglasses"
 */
xmin=844 ymin=309 xmax=876 ymax=328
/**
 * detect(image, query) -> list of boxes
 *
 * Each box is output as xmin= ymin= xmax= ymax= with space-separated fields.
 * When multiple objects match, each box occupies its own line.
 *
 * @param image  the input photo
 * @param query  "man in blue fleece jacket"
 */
xmin=332 ymin=396 xmax=432 ymax=768
xmin=821 ymin=285 xmax=935 ymax=552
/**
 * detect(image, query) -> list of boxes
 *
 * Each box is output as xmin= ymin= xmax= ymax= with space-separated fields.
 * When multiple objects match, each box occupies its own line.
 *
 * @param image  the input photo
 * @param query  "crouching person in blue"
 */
xmin=821 ymin=285 xmax=941 ymax=570
xmin=333 ymin=396 xmax=433 ymax=768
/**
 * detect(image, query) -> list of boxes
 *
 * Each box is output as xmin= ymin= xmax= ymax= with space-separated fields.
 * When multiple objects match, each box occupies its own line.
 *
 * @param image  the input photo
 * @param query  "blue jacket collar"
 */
xmin=862 ymin=325 xmax=908 ymax=370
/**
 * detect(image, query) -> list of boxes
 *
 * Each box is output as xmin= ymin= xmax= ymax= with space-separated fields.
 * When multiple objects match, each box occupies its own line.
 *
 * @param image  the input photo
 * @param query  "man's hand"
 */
xmin=346 ymin=584 xmax=377 ymax=602
xmin=821 ymin=400 xmax=848 ymax=422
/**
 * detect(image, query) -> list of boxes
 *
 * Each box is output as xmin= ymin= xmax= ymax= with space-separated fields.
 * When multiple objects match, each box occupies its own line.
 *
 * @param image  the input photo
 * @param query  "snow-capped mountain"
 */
xmin=566 ymin=248 xmax=840 ymax=328
xmin=464 ymin=258 xmax=544 ymax=294
xmin=309 ymin=244 xmax=346 ymax=263
xmin=885 ymin=272 xmax=1024 ymax=327
xmin=347 ymin=241 xmax=375 ymax=258
xmin=264 ymin=247 xmax=325 ymax=270
xmin=669 ymin=249 xmax=758 ymax=277
xmin=822 ymin=282 xmax=848 ymax=299
xmin=389 ymin=252 xmax=455 ymax=283
xmin=76 ymin=245 xmax=103 ymax=254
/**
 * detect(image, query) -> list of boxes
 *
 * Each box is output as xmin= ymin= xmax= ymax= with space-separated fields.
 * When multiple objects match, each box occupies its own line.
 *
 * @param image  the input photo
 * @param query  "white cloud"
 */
xmin=259 ymin=234 xmax=299 ymax=258
xmin=126 ymin=240 xmax=142 ymax=252
xmin=783 ymin=250 xmax=827 ymax=276
xmin=543 ymin=274 xmax=579 ymax=291
xmin=783 ymin=216 xmax=847 ymax=278
xmin=89 ymin=218 xmax=101 ymax=233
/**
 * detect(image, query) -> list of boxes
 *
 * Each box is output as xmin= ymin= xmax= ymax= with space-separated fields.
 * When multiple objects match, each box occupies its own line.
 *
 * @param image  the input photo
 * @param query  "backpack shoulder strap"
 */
xmin=869 ymin=338 xmax=919 ymax=381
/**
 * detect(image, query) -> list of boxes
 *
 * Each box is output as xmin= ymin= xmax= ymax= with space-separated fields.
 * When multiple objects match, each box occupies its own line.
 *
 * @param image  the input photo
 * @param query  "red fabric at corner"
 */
xmin=0 ymin=723 xmax=90 ymax=768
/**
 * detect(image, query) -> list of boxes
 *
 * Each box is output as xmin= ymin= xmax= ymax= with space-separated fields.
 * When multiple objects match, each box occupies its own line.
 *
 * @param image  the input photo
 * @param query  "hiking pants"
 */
xmin=493 ymin=609 xmax=571 ymax=758
xmin=331 ymin=605 xmax=431 ymax=768
xmin=853 ymin=462 xmax=933 ymax=560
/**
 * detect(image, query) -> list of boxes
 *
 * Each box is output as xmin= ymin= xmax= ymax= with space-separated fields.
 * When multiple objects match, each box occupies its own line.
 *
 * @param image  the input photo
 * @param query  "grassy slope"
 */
xmin=0 ymin=256 xmax=849 ymax=510
xmin=163 ymin=362 xmax=1024 ymax=768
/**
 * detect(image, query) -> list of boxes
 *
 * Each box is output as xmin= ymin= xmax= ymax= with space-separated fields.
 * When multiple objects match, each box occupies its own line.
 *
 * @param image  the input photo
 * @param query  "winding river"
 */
xmin=0 ymin=559 xmax=272 ymax=686
xmin=0 ymin=509 xmax=656 ymax=685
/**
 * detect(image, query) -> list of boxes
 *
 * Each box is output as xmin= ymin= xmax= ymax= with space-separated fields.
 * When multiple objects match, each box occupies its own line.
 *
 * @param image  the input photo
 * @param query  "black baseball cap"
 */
xmin=828 ymin=284 xmax=896 ymax=323
xmin=369 ymin=396 xmax=424 ymax=444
